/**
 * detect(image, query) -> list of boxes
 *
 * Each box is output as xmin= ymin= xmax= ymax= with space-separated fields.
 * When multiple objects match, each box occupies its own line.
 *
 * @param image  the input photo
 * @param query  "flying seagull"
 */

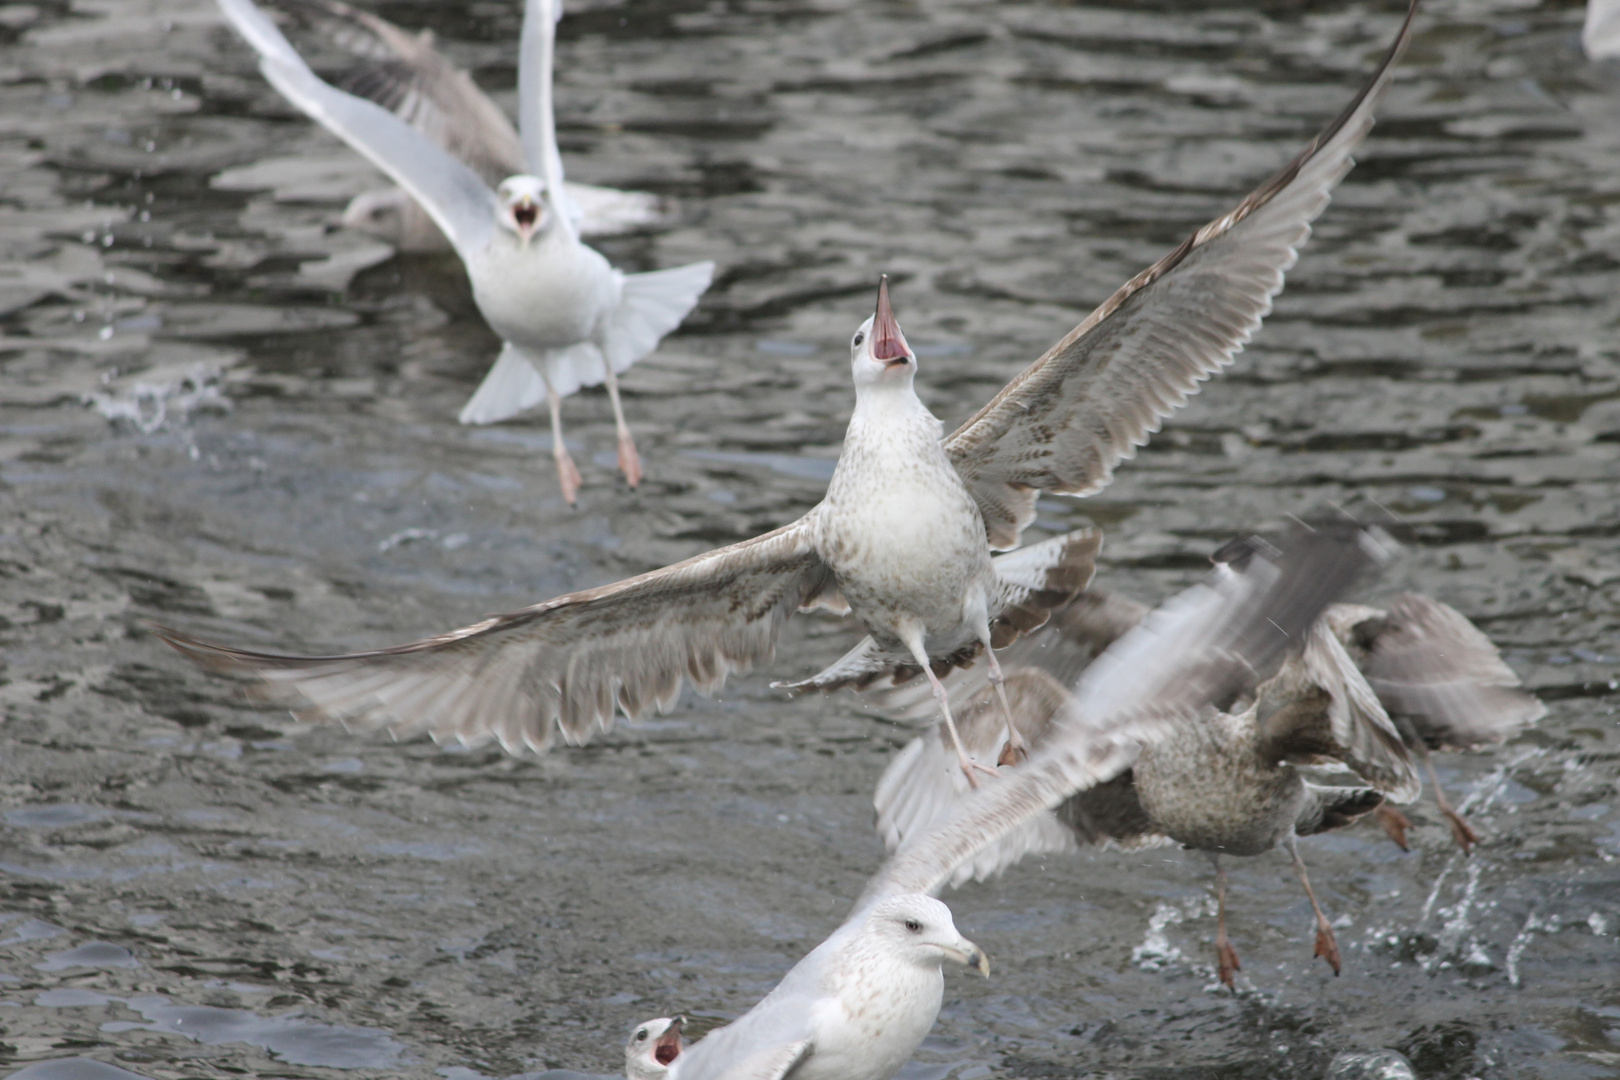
xmin=866 ymin=560 xmax=1539 ymax=985
xmin=160 ymin=0 xmax=1415 ymax=779
xmin=632 ymin=525 xmax=1386 ymax=1080
xmin=214 ymin=0 xmax=714 ymax=502
xmin=254 ymin=0 xmax=669 ymax=248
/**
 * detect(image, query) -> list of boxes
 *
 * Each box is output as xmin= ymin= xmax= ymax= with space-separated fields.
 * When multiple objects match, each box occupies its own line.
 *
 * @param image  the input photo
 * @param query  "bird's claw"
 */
xmin=1216 ymin=940 xmax=1241 ymax=988
xmin=958 ymin=757 xmax=1000 ymax=789
xmin=1442 ymin=806 xmax=1481 ymax=854
xmin=1375 ymin=804 xmax=1412 ymax=852
xmin=997 ymin=740 xmax=1027 ymax=768
xmin=1314 ymin=924 xmax=1341 ymax=976
xmin=555 ymin=449 xmax=583 ymax=505
xmin=618 ymin=431 xmax=642 ymax=488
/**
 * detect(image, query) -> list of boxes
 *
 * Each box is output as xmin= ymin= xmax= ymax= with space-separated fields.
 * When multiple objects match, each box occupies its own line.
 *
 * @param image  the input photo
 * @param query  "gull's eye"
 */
xmin=904 ymin=919 xmax=922 ymax=933
xmin=635 ymin=1029 xmax=648 ymax=1041
xmin=853 ymin=332 xmax=865 ymax=348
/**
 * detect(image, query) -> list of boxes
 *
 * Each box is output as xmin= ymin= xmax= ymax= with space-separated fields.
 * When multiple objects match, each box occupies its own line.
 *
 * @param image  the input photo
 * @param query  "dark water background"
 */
xmin=3 ymin=0 xmax=1619 ymax=1076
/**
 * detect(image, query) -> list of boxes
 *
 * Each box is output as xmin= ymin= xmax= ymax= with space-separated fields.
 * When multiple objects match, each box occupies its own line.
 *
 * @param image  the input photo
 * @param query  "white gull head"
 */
xmin=624 ymin=1015 xmax=683 ymax=1080
xmin=496 ymin=175 xmax=554 ymax=244
xmin=861 ymin=894 xmax=989 ymax=977
xmin=850 ymin=276 xmax=917 ymax=391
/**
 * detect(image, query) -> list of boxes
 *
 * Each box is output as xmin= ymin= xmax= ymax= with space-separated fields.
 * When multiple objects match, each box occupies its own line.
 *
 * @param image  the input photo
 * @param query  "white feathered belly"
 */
xmin=822 ymin=472 xmax=991 ymax=643
xmin=467 ymin=237 xmax=618 ymax=350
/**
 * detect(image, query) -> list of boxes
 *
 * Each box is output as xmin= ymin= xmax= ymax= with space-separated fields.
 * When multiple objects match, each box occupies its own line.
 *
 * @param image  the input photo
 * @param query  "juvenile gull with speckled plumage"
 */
xmin=867 ymin=551 xmax=1542 ymax=985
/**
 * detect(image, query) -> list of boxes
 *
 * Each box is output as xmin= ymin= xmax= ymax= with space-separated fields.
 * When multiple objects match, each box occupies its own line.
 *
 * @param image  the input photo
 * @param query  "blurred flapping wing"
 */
xmin=858 ymin=523 xmax=1394 ymax=906
xmin=216 ymin=0 xmax=499 ymax=259
xmin=1358 ymin=593 xmax=1547 ymax=750
xmin=158 ymin=519 xmax=835 ymax=755
xmin=945 ymin=0 xmax=1419 ymax=550
xmin=270 ymin=0 xmax=528 ymax=183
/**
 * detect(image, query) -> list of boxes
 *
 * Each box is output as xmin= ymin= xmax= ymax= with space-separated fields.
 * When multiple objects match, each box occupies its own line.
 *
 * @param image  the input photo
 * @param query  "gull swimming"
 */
xmin=257 ymin=0 xmax=669 ymax=248
xmin=159 ymin=0 xmax=1413 ymax=777
xmin=867 ymin=552 xmax=1540 ymax=985
xmin=214 ymin=0 xmax=714 ymax=502
xmin=630 ymin=527 xmax=1382 ymax=1080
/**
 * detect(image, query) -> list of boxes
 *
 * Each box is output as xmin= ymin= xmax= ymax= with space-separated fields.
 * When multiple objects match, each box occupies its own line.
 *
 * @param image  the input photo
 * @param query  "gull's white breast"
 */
xmin=466 ymin=227 xmax=621 ymax=350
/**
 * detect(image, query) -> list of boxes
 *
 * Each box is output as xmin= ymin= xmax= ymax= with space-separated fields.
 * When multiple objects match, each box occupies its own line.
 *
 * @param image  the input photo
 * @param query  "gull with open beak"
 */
xmin=158 ymin=0 xmax=1415 ymax=784
xmin=625 ymin=1016 xmax=685 ymax=1080
xmin=633 ymin=525 xmax=1384 ymax=1080
xmin=213 ymin=0 xmax=713 ymax=502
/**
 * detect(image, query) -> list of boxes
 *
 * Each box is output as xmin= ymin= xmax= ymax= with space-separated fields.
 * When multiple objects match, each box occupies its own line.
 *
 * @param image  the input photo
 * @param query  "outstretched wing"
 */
xmin=158 ymin=518 xmax=836 ymax=755
xmin=216 ymin=0 xmax=498 ymax=260
xmin=267 ymin=0 xmax=527 ymax=184
xmin=1357 ymin=593 xmax=1547 ymax=750
xmin=518 ymin=0 xmax=580 ymax=234
xmin=858 ymin=524 xmax=1393 ymax=906
xmin=944 ymin=0 xmax=1419 ymax=550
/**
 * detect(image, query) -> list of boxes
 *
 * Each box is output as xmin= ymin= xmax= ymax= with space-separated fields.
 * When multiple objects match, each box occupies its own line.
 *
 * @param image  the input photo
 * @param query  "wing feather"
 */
xmin=157 ymin=518 xmax=832 ymax=754
xmin=858 ymin=523 xmax=1392 ymax=905
xmin=215 ymin=0 xmax=499 ymax=259
xmin=944 ymin=0 xmax=1419 ymax=549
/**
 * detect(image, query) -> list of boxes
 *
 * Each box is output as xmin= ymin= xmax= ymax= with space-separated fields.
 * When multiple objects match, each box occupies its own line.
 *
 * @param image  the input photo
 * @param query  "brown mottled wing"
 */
xmin=944 ymin=0 xmax=1419 ymax=550
xmin=157 ymin=518 xmax=834 ymax=755
xmin=272 ymin=0 xmax=527 ymax=184
xmin=859 ymin=524 xmax=1390 ymax=905
xmin=1358 ymin=593 xmax=1547 ymax=750
xmin=1253 ymin=616 xmax=1422 ymax=801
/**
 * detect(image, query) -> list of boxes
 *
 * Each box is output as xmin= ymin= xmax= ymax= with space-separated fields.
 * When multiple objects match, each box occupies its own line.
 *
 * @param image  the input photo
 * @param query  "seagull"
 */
xmin=254 ymin=0 xmax=669 ymax=248
xmin=625 ymin=1017 xmax=684 ymax=1080
xmin=214 ymin=0 xmax=714 ymax=502
xmin=159 ymin=0 xmax=1415 ymax=781
xmin=634 ymin=526 xmax=1383 ymax=1080
xmin=866 ymin=553 xmax=1540 ymax=985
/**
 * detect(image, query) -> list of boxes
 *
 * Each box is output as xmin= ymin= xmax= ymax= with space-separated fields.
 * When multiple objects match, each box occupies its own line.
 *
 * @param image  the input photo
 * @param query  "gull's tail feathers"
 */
xmin=599 ymin=261 xmax=715 ymax=373
xmin=458 ymin=343 xmax=549 ymax=425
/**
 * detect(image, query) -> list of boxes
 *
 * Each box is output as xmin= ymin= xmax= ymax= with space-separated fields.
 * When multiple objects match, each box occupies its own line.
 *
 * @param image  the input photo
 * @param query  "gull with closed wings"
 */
xmin=625 ymin=526 xmax=1387 ymax=1080
xmin=161 ymin=0 xmax=1415 ymax=782
xmin=215 ymin=0 xmax=714 ymax=501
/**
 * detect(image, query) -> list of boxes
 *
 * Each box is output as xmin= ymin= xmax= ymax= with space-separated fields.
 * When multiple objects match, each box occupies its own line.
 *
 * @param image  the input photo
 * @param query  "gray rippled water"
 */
xmin=1 ymin=0 xmax=1618 ymax=1077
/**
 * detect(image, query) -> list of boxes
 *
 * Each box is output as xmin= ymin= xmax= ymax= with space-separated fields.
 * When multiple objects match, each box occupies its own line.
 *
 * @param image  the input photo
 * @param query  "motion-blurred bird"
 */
xmin=867 ymin=554 xmax=1540 ymax=985
xmin=215 ymin=0 xmax=713 ymax=501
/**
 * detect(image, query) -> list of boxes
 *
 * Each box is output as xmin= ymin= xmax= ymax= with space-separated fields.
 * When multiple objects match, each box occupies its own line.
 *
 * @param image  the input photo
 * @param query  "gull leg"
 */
xmin=1285 ymin=835 xmax=1341 ymax=977
xmin=544 ymin=373 xmax=582 ymax=505
xmin=600 ymin=362 xmax=642 ymax=488
xmin=1417 ymin=742 xmax=1480 ymax=854
xmin=902 ymin=628 xmax=997 ymax=789
xmin=1374 ymin=804 xmax=1412 ymax=851
xmin=1210 ymin=853 xmax=1241 ymax=988
xmin=974 ymin=622 xmax=1025 ymax=767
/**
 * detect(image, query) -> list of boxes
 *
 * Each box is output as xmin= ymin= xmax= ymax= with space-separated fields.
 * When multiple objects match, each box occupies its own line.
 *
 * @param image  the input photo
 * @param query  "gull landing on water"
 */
xmin=214 ymin=0 xmax=713 ymax=502
xmin=160 ymin=0 xmax=1417 ymax=778
xmin=626 ymin=529 xmax=1383 ymax=1080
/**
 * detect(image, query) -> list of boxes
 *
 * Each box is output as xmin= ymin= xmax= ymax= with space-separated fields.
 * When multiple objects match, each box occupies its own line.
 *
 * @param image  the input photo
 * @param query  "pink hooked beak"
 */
xmin=654 ymin=1018 xmax=684 ymax=1066
xmin=871 ymin=275 xmax=910 ymax=366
